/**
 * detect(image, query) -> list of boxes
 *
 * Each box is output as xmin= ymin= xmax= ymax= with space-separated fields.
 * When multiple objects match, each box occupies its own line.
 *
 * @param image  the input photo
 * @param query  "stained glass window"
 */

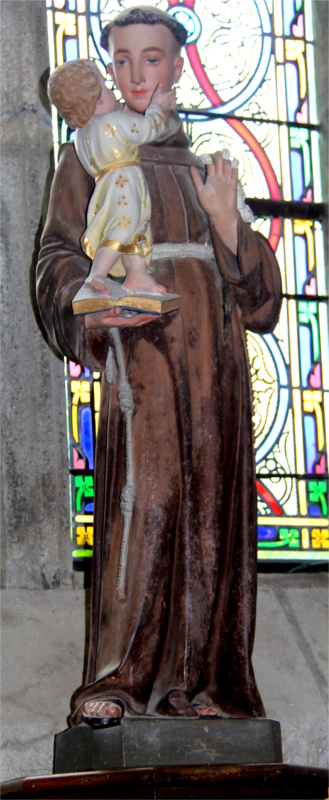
xmin=47 ymin=0 xmax=328 ymax=564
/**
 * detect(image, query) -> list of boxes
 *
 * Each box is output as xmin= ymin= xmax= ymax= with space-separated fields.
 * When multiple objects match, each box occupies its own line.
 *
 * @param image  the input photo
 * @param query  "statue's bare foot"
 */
xmin=165 ymin=690 xmax=197 ymax=717
xmin=85 ymin=275 xmax=112 ymax=296
xmin=123 ymin=273 xmax=166 ymax=295
xmin=192 ymin=703 xmax=223 ymax=718
xmin=82 ymin=699 xmax=123 ymax=728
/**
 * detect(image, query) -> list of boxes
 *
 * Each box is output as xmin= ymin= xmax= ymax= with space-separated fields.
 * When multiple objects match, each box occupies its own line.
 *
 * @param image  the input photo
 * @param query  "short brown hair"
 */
xmin=48 ymin=59 xmax=103 ymax=129
xmin=100 ymin=5 xmax=187 ymax=53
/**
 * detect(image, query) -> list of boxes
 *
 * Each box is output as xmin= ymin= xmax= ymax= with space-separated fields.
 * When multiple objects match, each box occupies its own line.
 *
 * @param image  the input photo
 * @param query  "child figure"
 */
xmin=48 ymin=59 xmax=176 ymax=297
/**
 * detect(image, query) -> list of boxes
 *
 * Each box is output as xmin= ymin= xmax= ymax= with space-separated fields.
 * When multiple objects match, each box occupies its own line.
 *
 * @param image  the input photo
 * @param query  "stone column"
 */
xmin=0 ymin=0 xmax=72 ymax=587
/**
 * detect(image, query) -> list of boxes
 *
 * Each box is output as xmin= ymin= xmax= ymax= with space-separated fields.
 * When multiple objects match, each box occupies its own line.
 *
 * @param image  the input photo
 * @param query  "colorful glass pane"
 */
xmin=46 ymin=0 xmax=328 ymax=563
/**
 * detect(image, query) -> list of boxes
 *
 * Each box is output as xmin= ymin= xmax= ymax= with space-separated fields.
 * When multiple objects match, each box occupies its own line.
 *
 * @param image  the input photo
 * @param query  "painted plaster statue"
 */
xmin=48 ymin=59 xmax=176 ymax=299
xmin=37 ymin=6 xmax=281 ymax=727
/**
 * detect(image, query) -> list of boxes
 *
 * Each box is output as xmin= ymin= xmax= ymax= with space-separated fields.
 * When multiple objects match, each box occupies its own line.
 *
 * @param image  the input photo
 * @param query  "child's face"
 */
xmin=107 ymin=24 xmax=183 ymax=115
xmin=94 ymin=82 xmax=117 ymax=116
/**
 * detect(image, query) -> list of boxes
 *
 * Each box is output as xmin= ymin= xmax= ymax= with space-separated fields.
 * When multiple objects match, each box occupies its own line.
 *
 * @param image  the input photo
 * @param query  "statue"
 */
xmin=47 ymin=58 xmax=176 ymax=301
xmin=37 ymin=5 xmax=281 ymax=729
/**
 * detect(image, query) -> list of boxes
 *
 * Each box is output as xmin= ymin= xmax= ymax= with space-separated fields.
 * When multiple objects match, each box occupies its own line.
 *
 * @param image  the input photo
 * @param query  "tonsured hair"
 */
xmin=100 ymin=5 xmax=187 ymax=53
xmin=48 ymin=59 xmax=103 ymax=129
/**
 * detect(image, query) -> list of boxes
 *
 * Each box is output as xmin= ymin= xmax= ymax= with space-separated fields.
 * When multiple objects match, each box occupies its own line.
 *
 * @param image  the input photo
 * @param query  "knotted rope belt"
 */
xmin=106 ymin=330 xmax=134 ymax=598
xmin=152 ymin=242 xmax=215 ymax=260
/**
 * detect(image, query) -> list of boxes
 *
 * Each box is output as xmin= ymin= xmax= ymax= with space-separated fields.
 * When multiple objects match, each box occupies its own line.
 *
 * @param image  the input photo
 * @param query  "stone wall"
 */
xmin=0 ymin=0 xmax=72 ymax=588
xmin=0 ymin=1 xmax=327 ymax=588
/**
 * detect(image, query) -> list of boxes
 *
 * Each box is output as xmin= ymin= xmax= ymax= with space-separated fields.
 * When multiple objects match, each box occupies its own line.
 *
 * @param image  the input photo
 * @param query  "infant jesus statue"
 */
xmin=48 ymin=58 xmax=178 ymax=313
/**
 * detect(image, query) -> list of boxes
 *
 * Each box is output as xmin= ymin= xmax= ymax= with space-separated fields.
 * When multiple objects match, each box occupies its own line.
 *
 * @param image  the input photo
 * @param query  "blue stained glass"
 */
xmin=283 ymin=0 xmax=296 ymax=35
xmin=299 ymin=327 xmax=312 ymax=387
xmin=304 ymin=415 xmax=317 ymax=473
xmin=81 ymin=407 xmax=94 ymax=470
xmin=256 ymin=0 xmax=272 ymax=34
xmin=67 ymin=0 xmax=76 ymax=10
xmin=90 ymin=15 xmax=108 ymax=63
xmin=309 ymin=506 xmax=321 ymax=517
xmin=84 ymin=368 xmax=91 ymax=378
xmin=294 ymin=236 xmax=307 ymax=294
xmin=263 ymin=334 xmax=288 ymax=386
xmin=85 ymin=502 xmax=94 ymax=513
xmin=65 ymin=39 xmax=78 ymax=62
xmin=286 ymin=64 xmax=299 ymax=122
xmin=290 ymin=151 xmax=304 ymax=199
xmin=185 ymin=114 xmax=209 ymax=121
xmin=167 ymin=7 xmax=202 ymax=44
xmin=258 ymin=527 xmax=276 ymax=540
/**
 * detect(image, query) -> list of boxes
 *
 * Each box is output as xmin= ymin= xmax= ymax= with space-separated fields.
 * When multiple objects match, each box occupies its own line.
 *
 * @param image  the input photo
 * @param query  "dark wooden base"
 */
xmin=53 ymin=718 xmax=282 ymax=773
xmin=1 ymin=763 xmax=328 ymax=799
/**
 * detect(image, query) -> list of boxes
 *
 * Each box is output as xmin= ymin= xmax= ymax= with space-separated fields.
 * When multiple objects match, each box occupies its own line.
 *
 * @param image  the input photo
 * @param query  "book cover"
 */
xmin=72 ymin=282 xmax=181 ymax=316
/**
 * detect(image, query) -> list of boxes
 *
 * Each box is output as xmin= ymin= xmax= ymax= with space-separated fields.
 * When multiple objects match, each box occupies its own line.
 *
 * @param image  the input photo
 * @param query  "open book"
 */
xmin=72 ymin=282 xmax=181 ymax=316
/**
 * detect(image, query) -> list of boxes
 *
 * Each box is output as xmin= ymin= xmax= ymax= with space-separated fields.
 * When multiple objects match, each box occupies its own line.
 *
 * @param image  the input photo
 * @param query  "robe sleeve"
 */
xmin=210 ymin=214 xmax=282 ymax=334
xmin=36 ymin=143 xmax=112 ymax=371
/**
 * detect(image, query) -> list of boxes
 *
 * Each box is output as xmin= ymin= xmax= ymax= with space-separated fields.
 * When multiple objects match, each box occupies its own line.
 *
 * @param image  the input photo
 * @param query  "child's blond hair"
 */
xmin=48 ymin=59 xmax=103 ymax=129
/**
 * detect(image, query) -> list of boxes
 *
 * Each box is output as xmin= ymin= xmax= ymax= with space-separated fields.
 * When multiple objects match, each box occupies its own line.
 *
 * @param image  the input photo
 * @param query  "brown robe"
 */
xmin=36 ymin=119 xmax=281 ymax=724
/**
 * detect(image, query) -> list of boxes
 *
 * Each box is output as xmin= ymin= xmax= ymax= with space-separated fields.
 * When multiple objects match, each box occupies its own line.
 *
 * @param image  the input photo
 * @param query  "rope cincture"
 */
xmin=106 ymin=329 xmax=135 ymax=598
xmin=152 ymin=242 xmax=215 ymax=261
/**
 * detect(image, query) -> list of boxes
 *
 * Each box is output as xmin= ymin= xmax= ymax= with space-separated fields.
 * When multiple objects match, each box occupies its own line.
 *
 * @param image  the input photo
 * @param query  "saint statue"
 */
xmin=37 ymin=5 xmax=281 ymax=727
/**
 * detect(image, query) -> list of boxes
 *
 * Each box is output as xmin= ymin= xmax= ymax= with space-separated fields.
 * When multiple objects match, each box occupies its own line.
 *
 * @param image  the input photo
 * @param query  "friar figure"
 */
xmin=37 ymin=5 xmax=281 ymax=726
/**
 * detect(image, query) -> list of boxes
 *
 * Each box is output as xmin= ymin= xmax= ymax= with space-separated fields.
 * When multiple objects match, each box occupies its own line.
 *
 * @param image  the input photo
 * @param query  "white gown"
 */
xmin=74 ymin=103 xmax=168 ymax=276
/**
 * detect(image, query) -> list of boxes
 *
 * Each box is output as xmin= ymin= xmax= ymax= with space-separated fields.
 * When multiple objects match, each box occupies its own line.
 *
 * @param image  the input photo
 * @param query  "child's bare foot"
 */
xmin=85 ymin=275 xmax=112 ymax=297
xmin=123 ymin=273 xmax=166 ymax=295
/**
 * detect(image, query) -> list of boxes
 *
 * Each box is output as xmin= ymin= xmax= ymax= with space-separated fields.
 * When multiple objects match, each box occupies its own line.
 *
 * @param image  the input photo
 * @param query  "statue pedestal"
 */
xmin=54 ymin=717 xmax=282 ymax=774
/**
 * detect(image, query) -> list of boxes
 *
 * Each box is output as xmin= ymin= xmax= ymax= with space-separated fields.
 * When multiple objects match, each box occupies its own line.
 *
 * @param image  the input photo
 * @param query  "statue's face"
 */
xmin=107 ymin=23 xmax=183 ymax=115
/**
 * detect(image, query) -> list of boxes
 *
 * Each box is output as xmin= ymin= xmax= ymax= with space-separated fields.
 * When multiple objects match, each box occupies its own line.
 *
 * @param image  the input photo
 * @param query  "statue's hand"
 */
xmin=151 ymin=83 xmax=176 ymax=112
xmin=190 ymin=150 xmax=239 ymax=254
xmin=85 ymin=307 xmax=158 ymax=329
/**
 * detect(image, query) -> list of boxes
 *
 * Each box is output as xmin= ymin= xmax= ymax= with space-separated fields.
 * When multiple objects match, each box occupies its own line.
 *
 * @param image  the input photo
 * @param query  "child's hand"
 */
xmin=151 ymin=84 xmax=176 ymax=112
xmin=190 ymin=150 xmax=239 ymax=254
